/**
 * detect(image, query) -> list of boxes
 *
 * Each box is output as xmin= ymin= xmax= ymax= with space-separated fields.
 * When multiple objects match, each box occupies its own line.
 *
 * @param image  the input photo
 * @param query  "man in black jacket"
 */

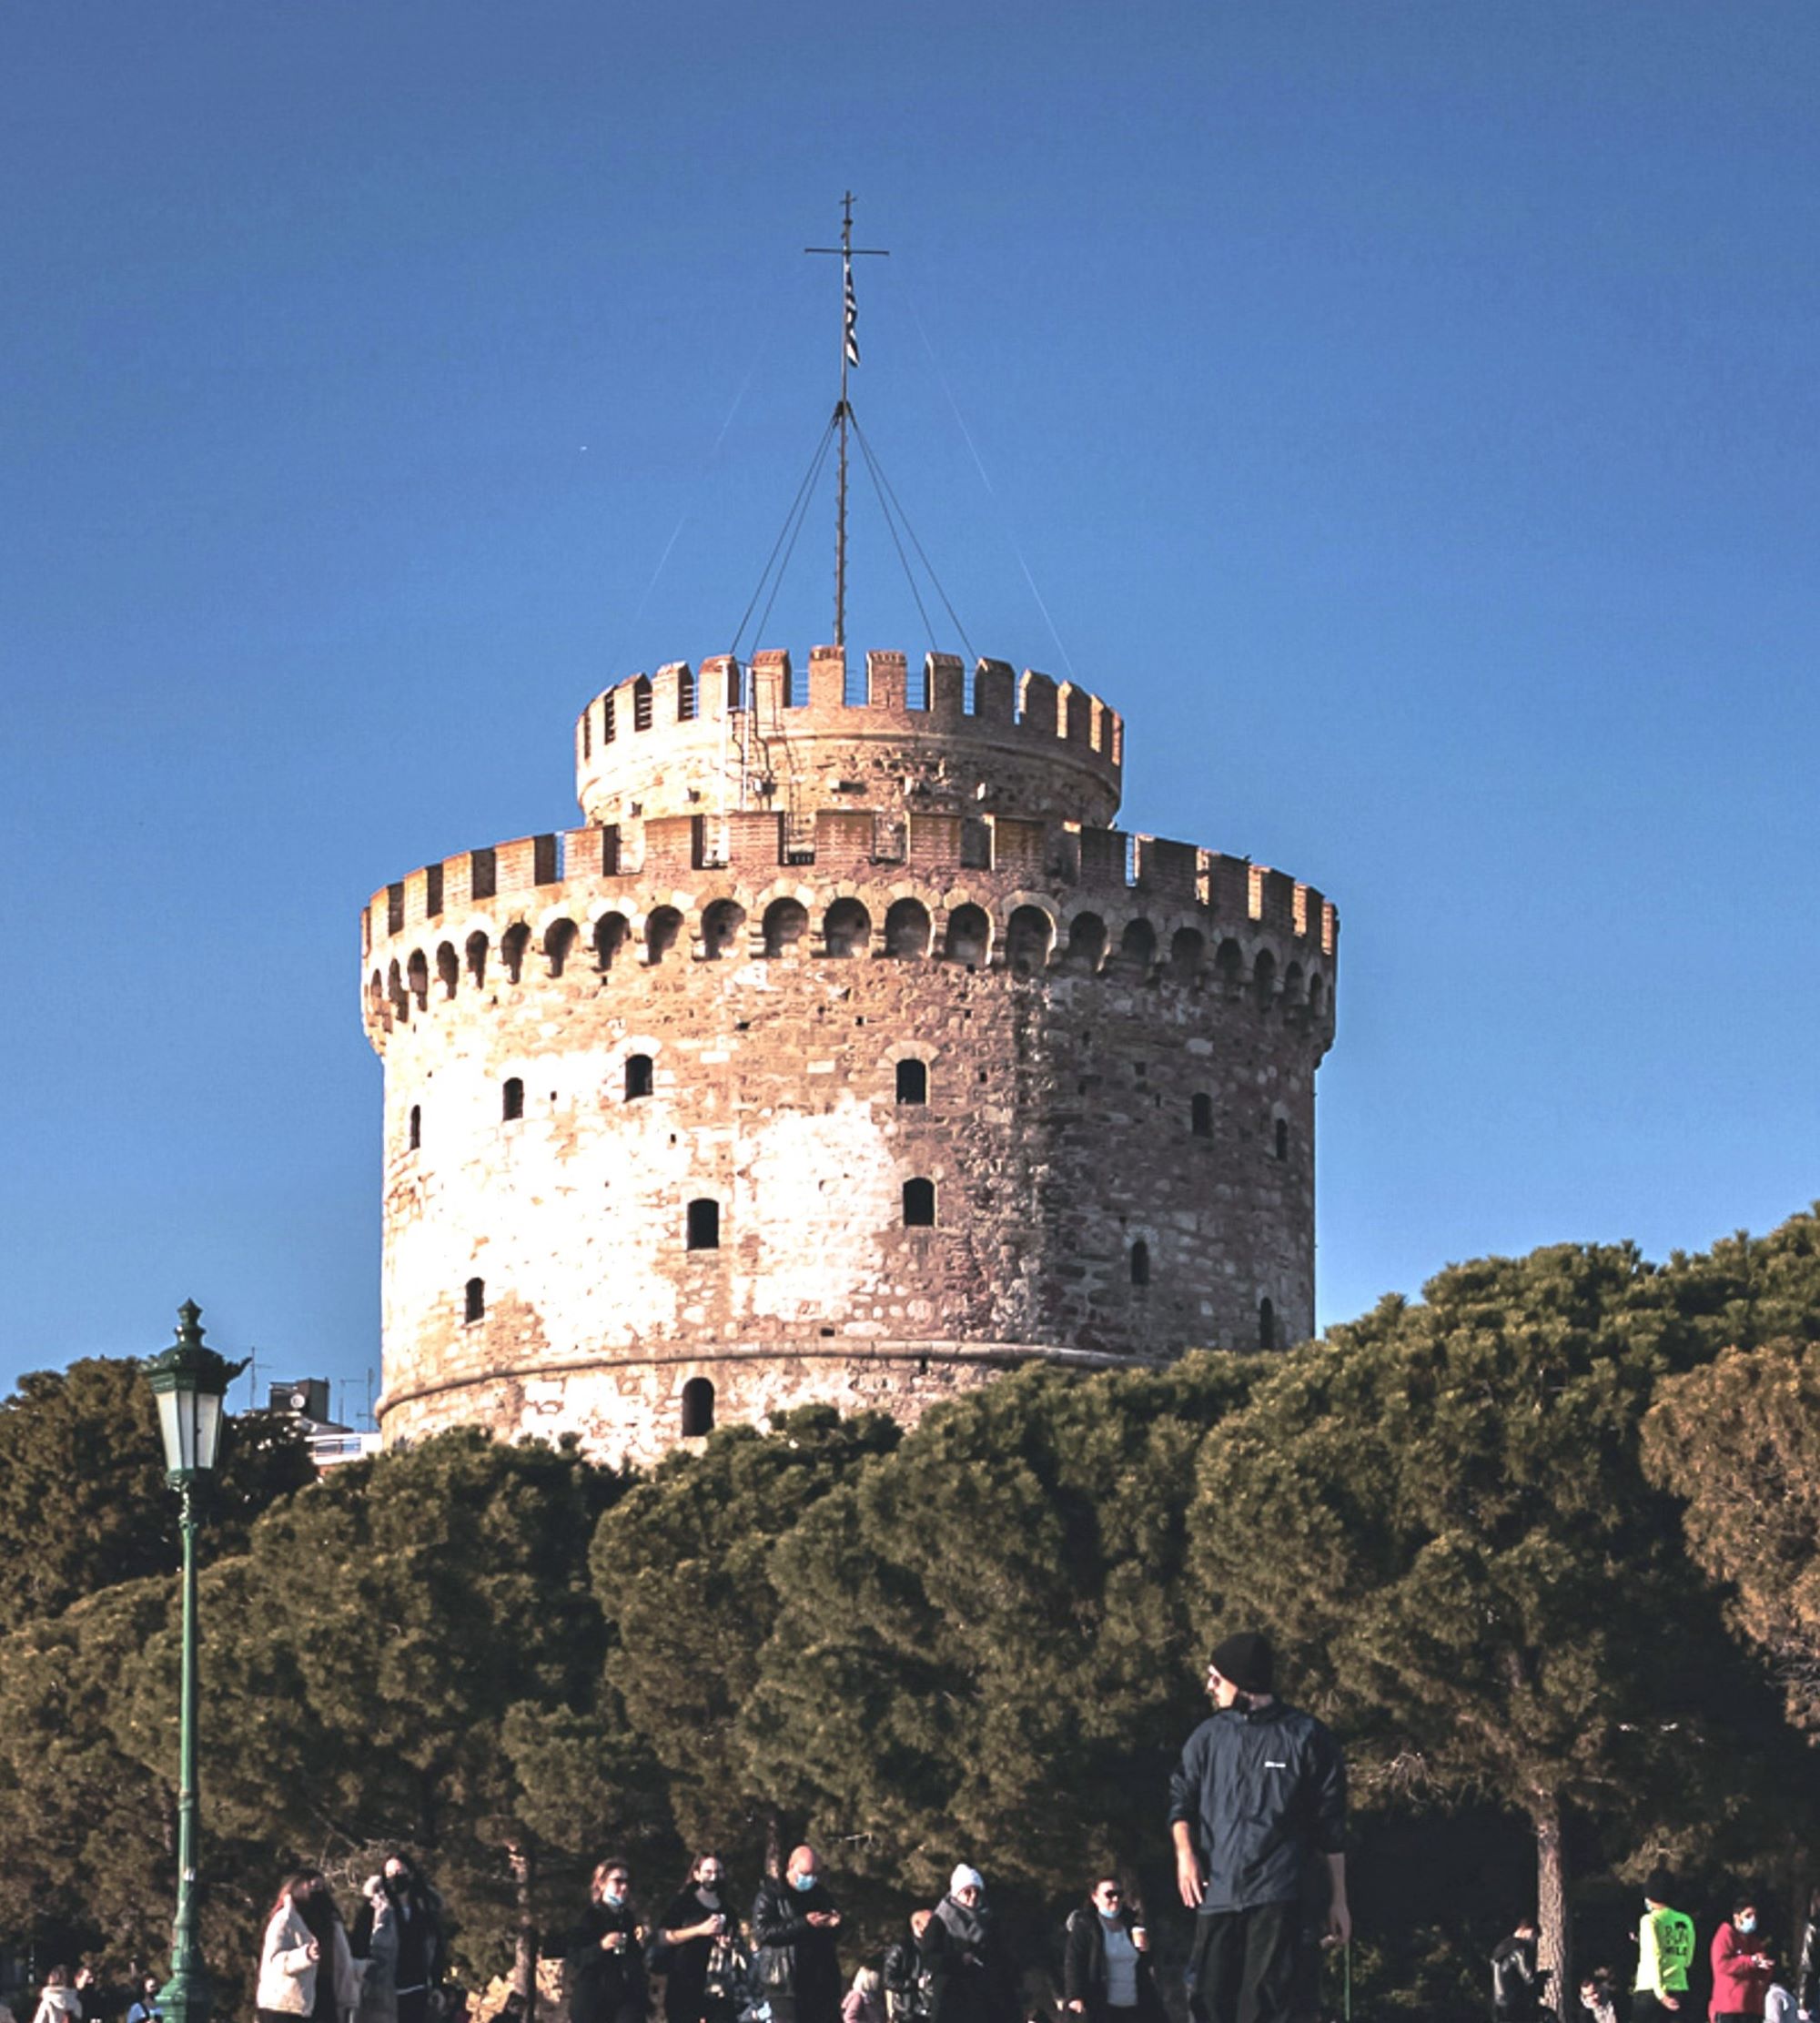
xmin=1492 ymin=1921 xmax=1546 ymax=2023
xmin=752 ymin=1846 xmax=844 ymax=2023
xmin=1168 ymin=1632 xmax=1349 ymax=2023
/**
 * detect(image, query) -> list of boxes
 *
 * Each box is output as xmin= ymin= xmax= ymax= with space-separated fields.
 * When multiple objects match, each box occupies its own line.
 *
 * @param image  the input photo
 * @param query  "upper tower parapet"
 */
xmin=573 ymin=645 xmax=1124 ymax=830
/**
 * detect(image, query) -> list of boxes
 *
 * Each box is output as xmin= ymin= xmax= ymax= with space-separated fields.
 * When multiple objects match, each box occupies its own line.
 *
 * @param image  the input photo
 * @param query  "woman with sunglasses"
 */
xmin=1063 ymin=1879 xmax=1162 ymax=2023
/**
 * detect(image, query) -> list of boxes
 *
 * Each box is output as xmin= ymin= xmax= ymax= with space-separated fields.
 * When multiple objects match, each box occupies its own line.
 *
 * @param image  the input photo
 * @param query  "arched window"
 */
xmin=436 ymin=942 xmax=460 ymax=999
xmin=1005 ymin=905 xmax=1054 ymax=976
xmin=502 ymin=1077 xmax=524 ymax=1121
xmin=944 ymin=904 xmax=990 ymax=966
xmin=686 ymin=1199 xmax=721 ymax=1250
xmin=408 ymin=1104 xmax=421 ymax=1151
xmin=680 ymin=1377 xmax=714 ymax=1438
xmin=1309 ymin=972 xmax=1327 ymax=1018
xmin=1117 ymin=918 xmax=1158 ymax=977
xmin=903 ymin=1178 xmax=936 ymax=1227
xmin=594 ymin=912 xmax=630 ymax=971
xmin=1191 ymin=1093 xmax=1213 ymax=1138
xmin=763 ymin=898 xmax=809 ymax=956
xmin=1275 ymin=1117 xmax=1289 ymax=1162
xmin=884 ymin=897 xmax=932 ymax=957
xmin=1066 ymin=912 xmax=1107 ymax=973
xmin=465 ymin=930 xmax=489 ymax=988
xmin=1251 ymin=948 xmax=1277 ymax=1010
xmin=464 ymin=1277 xmax=485 ymax=1323
xmin=1169 ymin=928 xmax=1206 ymax=984
xmin=626 ymin=1054 xmax=653 ymax=1100
xmin=1130 ymin=1239 xmax=1151 ymax=1287
xmin=407 ymin=949 xmax=429 ymax=1009
xmin=545 ymin=918 xmax=578 ymax=976
xmin=823 ymin=897 xmax=871 ymax=957
xmin=1215 ymin=938 xmax=1244 ymax=988
xmin=896 ymin=1059 xmax=928 ymax=1105
xmin=501 ymin=922 xmax=531 ymax=983
xmin=1259 ymin=1297 xmax=1277 ymax=1350
xmin=645 ymin=906 xmax=682 ymax=964
xmin=702 ymin=898 xmax=746 ymax=959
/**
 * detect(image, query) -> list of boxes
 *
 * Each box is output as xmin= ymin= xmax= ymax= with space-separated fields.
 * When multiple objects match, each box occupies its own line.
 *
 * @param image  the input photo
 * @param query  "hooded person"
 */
xmin=919 ymin=1867 xmax=1016 ymax=2023
xmin=1168 ymin=1632 xmax=1350 ymax=2023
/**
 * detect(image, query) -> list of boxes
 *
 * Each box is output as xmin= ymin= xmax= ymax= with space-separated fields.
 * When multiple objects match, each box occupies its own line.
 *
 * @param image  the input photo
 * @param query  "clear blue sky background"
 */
xmin=3 ymin=2 xmax=1815 ymax=1421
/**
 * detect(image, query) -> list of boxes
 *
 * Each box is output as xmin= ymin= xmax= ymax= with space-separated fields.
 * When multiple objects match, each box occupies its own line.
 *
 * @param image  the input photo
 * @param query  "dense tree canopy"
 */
xmin=1187 ymin=1242 xmax=1815 ymax=1998
xmin=742 ymin=1359 xmax=1258 ymax=1903
xmin=0 ymin=1356 xmax=313 ymax=1632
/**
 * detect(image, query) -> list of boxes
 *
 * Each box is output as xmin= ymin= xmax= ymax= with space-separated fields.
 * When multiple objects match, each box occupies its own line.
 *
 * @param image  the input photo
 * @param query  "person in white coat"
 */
xmin=258 ymin=1869 xmax=363 ymax=2023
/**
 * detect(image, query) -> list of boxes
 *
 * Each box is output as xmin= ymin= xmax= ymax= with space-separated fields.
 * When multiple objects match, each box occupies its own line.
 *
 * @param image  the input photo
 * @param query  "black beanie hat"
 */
xmin=1209 ymin=1631 xmax=1275 ymax=1695
xmin=1644 ymin=1869 xmax=1677 ymax=1906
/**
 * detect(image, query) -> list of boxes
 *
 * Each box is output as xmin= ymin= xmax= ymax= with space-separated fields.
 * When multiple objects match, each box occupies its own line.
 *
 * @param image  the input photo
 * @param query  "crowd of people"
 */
xmin=22 ymin=1631 xmax=1820 ymax=2023
xmin=1491 ymin=1878 xmax=1820 ymax=2023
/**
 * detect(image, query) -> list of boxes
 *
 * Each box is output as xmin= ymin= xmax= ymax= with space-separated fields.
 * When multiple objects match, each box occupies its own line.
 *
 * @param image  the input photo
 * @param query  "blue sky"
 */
xmin=3 ymin=2 xmax=1815 ymax=1419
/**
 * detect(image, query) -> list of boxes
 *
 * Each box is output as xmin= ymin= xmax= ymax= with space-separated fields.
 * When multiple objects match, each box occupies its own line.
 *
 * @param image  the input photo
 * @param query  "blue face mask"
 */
xmin=603 ymin=1887 xmax=627 ymax=1908
xmin=1737 ymin=1917 xmax=1758 ymax=1937
xmin=792 ymin=1874 xmax=816 ymax=1894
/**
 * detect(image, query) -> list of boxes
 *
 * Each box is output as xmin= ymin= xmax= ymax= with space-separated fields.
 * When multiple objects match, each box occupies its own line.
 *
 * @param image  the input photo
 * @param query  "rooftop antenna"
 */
xmin=806 ymin=192 xmax=888 ymax=648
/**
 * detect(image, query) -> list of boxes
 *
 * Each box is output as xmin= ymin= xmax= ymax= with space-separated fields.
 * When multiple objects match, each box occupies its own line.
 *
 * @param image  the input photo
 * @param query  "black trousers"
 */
xmin=1188 ymin=1903 xmax=1300 ymax=2023
xmin=1633 ymin=1993 xmax=1689 ymax=2023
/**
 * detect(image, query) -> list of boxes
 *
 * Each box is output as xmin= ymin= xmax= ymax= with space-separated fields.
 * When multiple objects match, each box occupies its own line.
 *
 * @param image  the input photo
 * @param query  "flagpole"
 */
xmin=807 ymin=194 xmax=886 ymax=655
xmin=835 ymin=194 xmax=852 ymax=649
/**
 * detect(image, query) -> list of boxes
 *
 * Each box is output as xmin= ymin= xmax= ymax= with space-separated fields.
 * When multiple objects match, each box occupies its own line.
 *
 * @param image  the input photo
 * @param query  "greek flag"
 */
xmin=844 ymin=257 xmax=861 ymax=368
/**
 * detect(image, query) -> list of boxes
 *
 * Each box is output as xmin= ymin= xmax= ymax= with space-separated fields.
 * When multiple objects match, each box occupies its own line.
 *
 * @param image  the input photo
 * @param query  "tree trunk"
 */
xmin=765 ymin=1808 xmax=784 ymax=1881
xmin=1535 ymin=1794 xmax=1571 ymax=2016
xmin=509 ymin=1840 xmax=539 ymax=2023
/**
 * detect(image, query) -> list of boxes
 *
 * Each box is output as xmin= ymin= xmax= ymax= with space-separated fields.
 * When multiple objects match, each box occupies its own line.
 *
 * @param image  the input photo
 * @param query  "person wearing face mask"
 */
xmin=257 ymin=1870 xmax=363 ymax=2023
xmin=1713 ymin=1897 xmax=1775 ymax=2023
xmin=659 ymin=1854 xmax=743 ymax=2023
xmin=378 ymin=1856 xmax=446 ymax=2023
xmin=1633 ymin=1873 xmax=1696 ymax=2023
xmin=920 ymin=1866 xmax=1017 ymax=2023
xmin=1064 ymin=1877 xmax=1163 ymax=2023
xmin=568 ymin=1859 xmax=650 ymax=2023
xmin=355 ymin=1876 xmax=400 ymax=2023
xmin=751 ymin=1846 xmax=844 ymax=2023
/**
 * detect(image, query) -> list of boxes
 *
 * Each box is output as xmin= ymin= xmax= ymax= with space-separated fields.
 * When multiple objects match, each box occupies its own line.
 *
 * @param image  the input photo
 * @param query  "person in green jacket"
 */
xmin=1635 ymin=1872 xmax=1698 ymax=2023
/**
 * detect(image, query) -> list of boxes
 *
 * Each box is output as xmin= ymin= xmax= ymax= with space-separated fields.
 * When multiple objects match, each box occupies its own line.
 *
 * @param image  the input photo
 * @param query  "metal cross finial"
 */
xmin=806 ymin=192 xmax=889 ymax=647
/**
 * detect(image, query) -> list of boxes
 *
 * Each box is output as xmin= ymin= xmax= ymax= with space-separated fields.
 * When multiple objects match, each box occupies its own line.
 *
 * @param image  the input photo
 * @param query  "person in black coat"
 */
xmin=1064 ymin=1879 xmax=1163 ymax=2023
xmin=567 ymin=1857 xmax=650 ymax=2023
xmin=919 ymin=1867 xmax=1016 ymax=2023
xmin=751 ymin=1846 xmax=844 ymax=2023
xmin=659 ymin=1853 xmax=740 ymax=2023
xmin=381 ymin=1855 xmax=448 ymax=2023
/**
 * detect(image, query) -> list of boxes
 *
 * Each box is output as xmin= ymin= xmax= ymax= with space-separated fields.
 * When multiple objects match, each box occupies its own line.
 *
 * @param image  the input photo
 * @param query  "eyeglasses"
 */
xmin=1098 ymin=1890 xmax=1122 ymax=1902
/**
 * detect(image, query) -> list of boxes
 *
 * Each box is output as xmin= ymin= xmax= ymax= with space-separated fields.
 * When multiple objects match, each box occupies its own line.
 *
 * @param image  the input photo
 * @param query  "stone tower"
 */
xmin=360 ymin=646 xmax=1338 ymax=1466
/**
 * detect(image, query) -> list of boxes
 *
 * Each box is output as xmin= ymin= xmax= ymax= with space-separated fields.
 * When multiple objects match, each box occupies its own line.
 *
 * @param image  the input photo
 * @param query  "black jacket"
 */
xmin=750 ymin=1876 xmax=843 ymax=2023
xmin=1167 ymin=1699 xmax=1347 ymax=1915
xmin=1491 ymin=1935 xmax=1543 ymax=2021
xmin=883 ymin=1939 xmax=930 ymax=2023
xmin=1062 ymin=1906 xmax=1162 ymax=2023
xmin=918 ymin=1897 xmax=1015 ymax=2023
xmin=566 ymin=1900 xmax=649 ymax=2023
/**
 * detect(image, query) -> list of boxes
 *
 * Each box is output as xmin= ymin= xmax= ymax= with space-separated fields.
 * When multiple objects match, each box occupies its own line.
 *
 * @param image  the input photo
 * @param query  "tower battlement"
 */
xmin=573 ymin=646 xmax=1123 ymax=829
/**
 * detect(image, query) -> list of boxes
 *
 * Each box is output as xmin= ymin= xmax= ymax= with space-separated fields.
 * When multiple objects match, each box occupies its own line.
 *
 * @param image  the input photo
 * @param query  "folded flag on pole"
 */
xmin=844 ymin=258 xmax=861 ymax=368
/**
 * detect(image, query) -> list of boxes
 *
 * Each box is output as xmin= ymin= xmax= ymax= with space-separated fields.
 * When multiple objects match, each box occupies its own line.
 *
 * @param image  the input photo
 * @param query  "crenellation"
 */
xmin=363 ymin=640 xmax=1338 ymax=1470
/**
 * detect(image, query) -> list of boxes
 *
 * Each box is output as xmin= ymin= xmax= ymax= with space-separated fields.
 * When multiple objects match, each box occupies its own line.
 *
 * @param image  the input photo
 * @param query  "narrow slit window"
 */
xmin=896 ymin=1059 xmax=928 ymax=1105
xmin=408 ymin=1104 xmax=421 ymax=1151
xmin=1191 ymin=1093 xmax=1213 ymax=1138
xmin=626 ymin=1055 xmax=653 ymax=1100
xmin=1259 ymin=1297 xmax=1277 ymax=1350
xmin=686 ymin=1198 xmax=721 ymax=1250
xmin=1275 ymin=1118 xmax=1289 ymax=1161
xmin=1130 ymin=1239 xmax=1150 ymax=1287
xmin=903 ymin=1178 xmax=936 ymax=1227
xmin=464 ymin=1277 xmax=485 ymax=1323
xmin=502 ymin=1077 xmax=524 ymax=1121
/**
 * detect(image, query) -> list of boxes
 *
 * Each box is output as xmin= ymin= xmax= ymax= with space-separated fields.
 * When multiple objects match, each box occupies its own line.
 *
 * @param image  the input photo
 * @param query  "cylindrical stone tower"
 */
xmin=360 ymin=645 xmax=1338 ymax=1467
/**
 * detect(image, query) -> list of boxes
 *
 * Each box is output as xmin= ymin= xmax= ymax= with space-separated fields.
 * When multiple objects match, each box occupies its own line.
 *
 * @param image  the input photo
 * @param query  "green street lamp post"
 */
xmin=144 ymin=1300 xmax=245 ymax=2023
